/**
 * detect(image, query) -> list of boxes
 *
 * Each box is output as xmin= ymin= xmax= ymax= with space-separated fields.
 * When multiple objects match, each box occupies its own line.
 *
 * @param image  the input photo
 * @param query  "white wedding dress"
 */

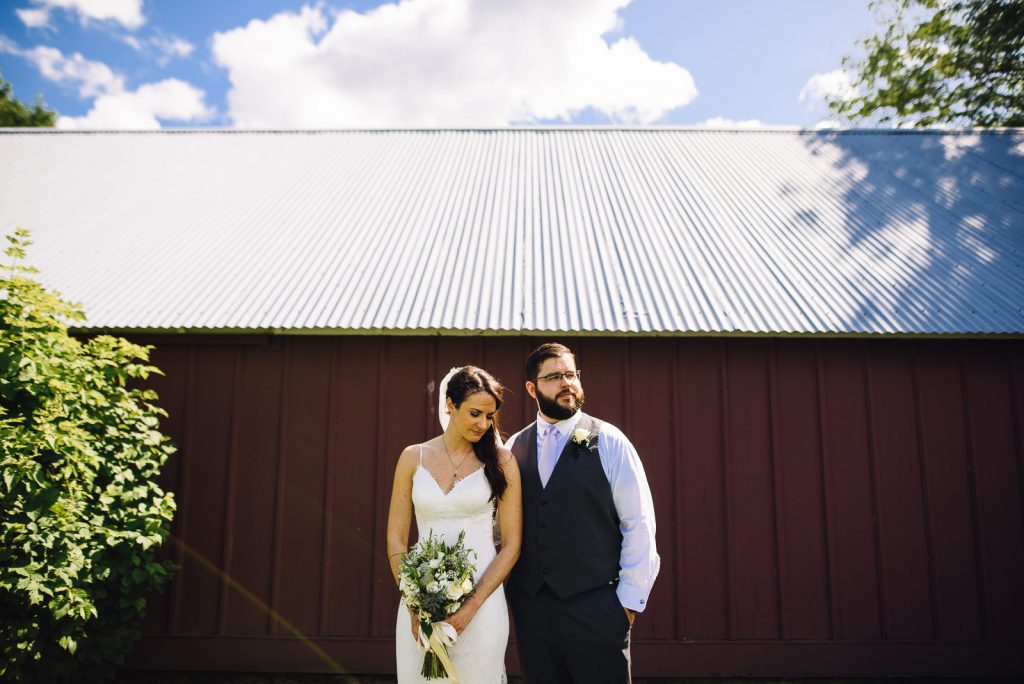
xmin=395 ymin=455 xmax=509 ymax=683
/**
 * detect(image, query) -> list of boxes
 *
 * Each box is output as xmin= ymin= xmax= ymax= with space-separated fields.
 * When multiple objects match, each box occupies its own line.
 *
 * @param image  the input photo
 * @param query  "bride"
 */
xmin=387 ymin=366 xmax=522 ymax=682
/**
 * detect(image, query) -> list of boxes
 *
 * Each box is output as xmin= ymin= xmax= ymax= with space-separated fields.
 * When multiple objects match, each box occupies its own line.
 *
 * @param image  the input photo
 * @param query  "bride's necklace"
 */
xmin=442 ymin=435 xmax=474 ymax=479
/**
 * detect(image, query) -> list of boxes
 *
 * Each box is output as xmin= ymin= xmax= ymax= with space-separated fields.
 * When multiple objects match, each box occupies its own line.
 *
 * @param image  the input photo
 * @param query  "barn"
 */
xmin=1 ymin=127 xmax=1022 ymax=679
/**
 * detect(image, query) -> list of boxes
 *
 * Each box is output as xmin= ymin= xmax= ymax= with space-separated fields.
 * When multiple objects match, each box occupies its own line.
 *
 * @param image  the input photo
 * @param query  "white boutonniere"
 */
xmin=570 ymin=427 xmax=593 ymax=447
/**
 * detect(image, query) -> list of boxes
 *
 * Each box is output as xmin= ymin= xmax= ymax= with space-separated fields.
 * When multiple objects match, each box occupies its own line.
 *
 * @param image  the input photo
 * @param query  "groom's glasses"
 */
xmin=535 ymin=370 xmax=582 ymax=384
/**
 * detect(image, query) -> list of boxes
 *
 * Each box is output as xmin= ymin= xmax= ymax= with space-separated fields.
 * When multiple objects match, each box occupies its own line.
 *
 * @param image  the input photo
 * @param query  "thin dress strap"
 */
xmin=418 ymin=443 xmax=424 ymax=465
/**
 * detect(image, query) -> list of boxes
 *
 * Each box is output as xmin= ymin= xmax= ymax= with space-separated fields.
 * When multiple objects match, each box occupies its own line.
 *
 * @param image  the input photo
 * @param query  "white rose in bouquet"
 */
xmin=445 ymin=581 xmax=464 ymax=600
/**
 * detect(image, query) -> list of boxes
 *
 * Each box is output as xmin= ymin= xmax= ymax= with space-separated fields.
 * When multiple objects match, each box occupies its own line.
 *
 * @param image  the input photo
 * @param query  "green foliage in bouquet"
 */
xmin=0 ymin=228 xmax=177 ymax=683
xmin=399 ymin=530 xmax=477 ymax=679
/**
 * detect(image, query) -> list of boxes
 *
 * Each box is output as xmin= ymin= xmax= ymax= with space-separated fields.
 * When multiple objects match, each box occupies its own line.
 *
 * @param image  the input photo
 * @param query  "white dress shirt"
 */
xmin=506 ymin=411 xmax=661 ymax=612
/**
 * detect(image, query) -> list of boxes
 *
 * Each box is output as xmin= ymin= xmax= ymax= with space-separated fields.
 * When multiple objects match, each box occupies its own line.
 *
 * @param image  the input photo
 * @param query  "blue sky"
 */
xmin=0 ymin=0 xmax=877 ymax=129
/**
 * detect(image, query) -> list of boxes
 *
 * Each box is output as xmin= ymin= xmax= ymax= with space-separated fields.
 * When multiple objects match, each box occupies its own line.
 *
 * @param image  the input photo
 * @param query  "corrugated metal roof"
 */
xmin=1 ymin=128 xmax=1022 ymax=335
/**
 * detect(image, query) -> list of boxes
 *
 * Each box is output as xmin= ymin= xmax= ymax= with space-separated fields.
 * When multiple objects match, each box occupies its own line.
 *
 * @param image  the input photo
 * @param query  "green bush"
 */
xmin=1 ymin=228 xmax=177 ymax=682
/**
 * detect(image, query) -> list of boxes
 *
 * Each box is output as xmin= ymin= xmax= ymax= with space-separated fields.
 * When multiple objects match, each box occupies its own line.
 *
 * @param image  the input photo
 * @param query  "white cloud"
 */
xmin=3 ymin=40 xmax=211 ymax=129
xmin=116 ymin=33 xmax=193 ymax=64
xmin=696 ymin=116 xmax=767 ymax=129
xmin=17 ymin=0 xmax=145 ymax=31
xmin=211 ymin=0 xmax=698 ymax=128
xmin=151 ymin=35 xmax=194 ymax=62
xmin=23 ymin=45 xmax=124 ymax=97
xmin=799 ymin=69 xmax=855 ymax=109
xmin=57 ymin=78 xmax=213 ymax=129
xmin=1 ymin=39 xmax=124 ymax=97
xmin=16 ymin=8 xmax=52 ymax=28
xmin=812 ymin=118 xmax=842 ymax=129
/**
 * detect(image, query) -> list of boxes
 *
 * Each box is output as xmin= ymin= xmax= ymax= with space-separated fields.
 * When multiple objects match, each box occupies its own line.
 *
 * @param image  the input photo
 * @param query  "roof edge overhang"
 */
xmin=69 ymin=327 xmax=1024 ymax=340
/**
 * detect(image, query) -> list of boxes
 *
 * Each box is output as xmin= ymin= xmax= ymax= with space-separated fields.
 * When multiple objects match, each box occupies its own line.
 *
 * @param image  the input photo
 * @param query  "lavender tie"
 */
xmin=538 ymin=424 xmax=559 ymax=488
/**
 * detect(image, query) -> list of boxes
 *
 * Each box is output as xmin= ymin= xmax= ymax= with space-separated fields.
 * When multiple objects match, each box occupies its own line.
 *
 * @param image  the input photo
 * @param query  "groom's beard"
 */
xmin=536 ymin=384 xmax=585 ymax=421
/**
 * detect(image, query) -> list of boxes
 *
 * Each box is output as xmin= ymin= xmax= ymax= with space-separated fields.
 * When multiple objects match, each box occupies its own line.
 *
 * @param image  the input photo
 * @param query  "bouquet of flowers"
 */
xmin=399 ymin=530 xmax=477 ymax=680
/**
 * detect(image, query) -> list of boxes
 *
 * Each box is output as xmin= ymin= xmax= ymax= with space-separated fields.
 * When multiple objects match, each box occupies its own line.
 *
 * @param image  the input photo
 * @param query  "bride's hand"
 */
xmin=444 ymin=600 xmax=479 ymax=635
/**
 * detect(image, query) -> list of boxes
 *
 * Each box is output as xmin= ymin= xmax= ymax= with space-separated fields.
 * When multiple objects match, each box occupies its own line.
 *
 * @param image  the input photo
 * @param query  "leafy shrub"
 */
xmin=1 ymin=228 xmax=177 ymax=682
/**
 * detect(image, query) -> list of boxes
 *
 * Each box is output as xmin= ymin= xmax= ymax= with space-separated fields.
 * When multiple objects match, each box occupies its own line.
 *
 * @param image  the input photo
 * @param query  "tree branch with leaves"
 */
xmin=1 ymin=228 xmax=176 ymax=683
xmin=830 ymin=0 xmax=1024 ymax=127
xmin=0 ymin=73 xmax=57 ymax=128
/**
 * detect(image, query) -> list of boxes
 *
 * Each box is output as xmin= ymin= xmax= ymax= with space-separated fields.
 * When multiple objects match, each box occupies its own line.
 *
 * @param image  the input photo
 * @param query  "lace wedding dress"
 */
xmin=395 ymin=455 xmax=509 ymax=683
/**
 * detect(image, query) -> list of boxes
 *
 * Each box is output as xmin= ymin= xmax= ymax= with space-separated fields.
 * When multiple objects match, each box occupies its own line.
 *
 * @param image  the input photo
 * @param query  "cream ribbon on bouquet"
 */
xmin=416 ymin=620 xmax=461 ymax=683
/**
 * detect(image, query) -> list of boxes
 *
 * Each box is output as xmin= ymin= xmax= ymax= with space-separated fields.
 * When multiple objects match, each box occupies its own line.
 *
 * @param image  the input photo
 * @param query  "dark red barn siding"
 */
xmin=128 ymin=335 xmax=1024 ymax=677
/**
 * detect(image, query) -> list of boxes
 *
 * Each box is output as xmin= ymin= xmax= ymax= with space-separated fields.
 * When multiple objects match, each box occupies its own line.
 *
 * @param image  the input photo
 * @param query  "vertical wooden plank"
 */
xmin=275 ymin=337 xmax=333 ymax=637
xmin=575 ymin=337 xmax=625 ymax=428
xmin=625 ymin=339 xmax=673 ymax=640
xmin=518 ymin=337 xmax=540 ymax=422
xmin=1012 ymin=342 xmax=1024 ymax=580
xmin=139 ymin=344 xmax=191 ymax=634
xmin=819 ymin=341 xmax=881 ymax=640
xmin=318 ymin=339 xmax=340 ymax=635
xmin=724 ymin=339 xmax=779 ymax=639
xmin=168 ymin=345 xmax=198 ymax=634
xmin=217 ymin=350 xmax=243 ymax=633
xmin=915 ymin=342 xmax=982 ymax=641
xmin=481 ymin=337 xmax=528 ymax=441
xmin=268 ymin=340 xmax=292 ymax=635
xmin=666 ymin=339 xmax=682 ymax=640
xmin=426 ymin=338 xmax=438 ymax=442
xmin=325 ymin=337 xmax=384 ymax=636
xmin=963 ymin=350 xmax=1024 ymax=640
xmin=865 ymin=342 xmax=933 ymax=640
xmin=223 ymin=342 xmax=284 ymax=635
xmin=773 ymin=340 xmax=830 ymax=639
xmin=175 ymin=346 xmax=234 ymax=634
xmin=373 ymin=338 xmax=429 ymax=636
xmin=435 ymin=338 xmax=482 ymax=371
xmin=674 ymin=339 xmax=728 ymax=638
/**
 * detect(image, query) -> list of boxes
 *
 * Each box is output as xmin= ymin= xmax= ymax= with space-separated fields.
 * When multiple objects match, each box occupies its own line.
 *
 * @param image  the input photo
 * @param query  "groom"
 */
xmin=505 ymin=342 xmax=659 ymax=683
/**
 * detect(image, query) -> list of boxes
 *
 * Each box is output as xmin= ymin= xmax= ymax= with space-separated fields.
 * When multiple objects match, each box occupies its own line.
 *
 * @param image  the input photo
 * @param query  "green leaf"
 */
xmin=830 ymin=0 xmax=1024 ymax=127
xmin=58 ymin=636 xmax=77 ymax=654
xmin=0 ymin=228 xmax=177 ymax=681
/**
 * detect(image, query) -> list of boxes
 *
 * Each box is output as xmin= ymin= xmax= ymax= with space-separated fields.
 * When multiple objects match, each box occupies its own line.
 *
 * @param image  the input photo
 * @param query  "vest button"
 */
xmin=540 ymin=499 xmax=548 ymax=506
xmin=542 ymin=568 xmax=549 ymax=575
xmin=541 ymin=544 xmax=549 ymax=551
xmin=540 ymin=522 xmax=548 ymax=529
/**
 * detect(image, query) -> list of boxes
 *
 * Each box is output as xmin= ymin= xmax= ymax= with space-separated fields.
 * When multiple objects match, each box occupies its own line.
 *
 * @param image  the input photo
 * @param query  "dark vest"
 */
xmin=509 ymin=414 xmax=622 ymax=598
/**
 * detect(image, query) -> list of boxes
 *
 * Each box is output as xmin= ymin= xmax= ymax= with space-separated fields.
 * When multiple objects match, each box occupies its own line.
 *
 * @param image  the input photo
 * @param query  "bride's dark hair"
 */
xmin=446 ymin=366 xmax=507 ymax=501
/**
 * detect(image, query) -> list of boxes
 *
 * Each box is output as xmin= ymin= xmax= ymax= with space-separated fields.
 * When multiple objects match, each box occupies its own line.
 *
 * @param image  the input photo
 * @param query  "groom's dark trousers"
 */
xmin=508 ymin=581 xmax=630 ymax=683
xmin=507 ymin=417 xmax=631 ymax=683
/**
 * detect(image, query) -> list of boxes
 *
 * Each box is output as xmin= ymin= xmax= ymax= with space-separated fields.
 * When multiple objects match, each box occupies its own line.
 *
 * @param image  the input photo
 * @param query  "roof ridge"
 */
xmin=2 ymin=126 xmax=1021 ymax=135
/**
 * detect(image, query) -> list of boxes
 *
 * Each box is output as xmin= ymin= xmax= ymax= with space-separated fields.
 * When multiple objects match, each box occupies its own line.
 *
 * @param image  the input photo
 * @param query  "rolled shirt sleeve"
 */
xmin=598 ymin=423 xmax=660 ymax=613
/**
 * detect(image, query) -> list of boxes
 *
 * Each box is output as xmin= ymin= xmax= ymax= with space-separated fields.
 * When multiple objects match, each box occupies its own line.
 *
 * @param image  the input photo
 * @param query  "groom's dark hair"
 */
xmin=525 ymin=342 xmax=576 ymax=381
